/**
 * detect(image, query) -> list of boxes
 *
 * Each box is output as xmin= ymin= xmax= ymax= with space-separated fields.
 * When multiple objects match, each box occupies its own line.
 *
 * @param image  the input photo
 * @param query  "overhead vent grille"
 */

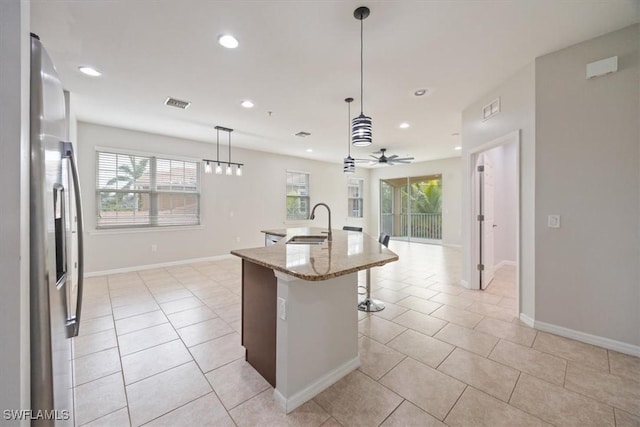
xmin=295 ymin=131 xmax=311 ymax=138
xmin=164 ymin=97 xmax=191 ymax=109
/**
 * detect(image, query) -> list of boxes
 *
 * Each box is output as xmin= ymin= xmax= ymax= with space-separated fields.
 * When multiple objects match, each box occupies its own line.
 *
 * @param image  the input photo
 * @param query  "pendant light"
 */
xmin=352 ymin=6 xmax=372 ymax=147
xmin=343 ymin=97 xmax=356 ymax=173
xmin=203 ymin=126 xmax=244 ymax=176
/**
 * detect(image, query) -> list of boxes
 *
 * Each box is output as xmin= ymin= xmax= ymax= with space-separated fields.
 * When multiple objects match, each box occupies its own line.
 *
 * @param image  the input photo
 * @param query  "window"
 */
xmin=286 ymin=171 xmax=309 ymax=220
xmin=96 ymin=150 xmax=200 ymax=228
xmin=347 ymin=177 xmax=364 ymax=218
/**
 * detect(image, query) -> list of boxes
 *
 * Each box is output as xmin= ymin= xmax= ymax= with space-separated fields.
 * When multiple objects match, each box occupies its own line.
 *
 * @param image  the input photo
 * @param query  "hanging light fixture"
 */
xmin=352 ymin=6 xmax=372 ymax=147
xmin=203 ymin=126 xmax=244 ymax=176
xmin=343 ymin=97 xmax=356 ymax=173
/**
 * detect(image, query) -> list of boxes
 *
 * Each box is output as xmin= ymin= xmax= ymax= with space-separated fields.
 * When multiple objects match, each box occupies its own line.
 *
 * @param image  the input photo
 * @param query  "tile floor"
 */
xmin=73 ymin=242 xmax=640 ymax=426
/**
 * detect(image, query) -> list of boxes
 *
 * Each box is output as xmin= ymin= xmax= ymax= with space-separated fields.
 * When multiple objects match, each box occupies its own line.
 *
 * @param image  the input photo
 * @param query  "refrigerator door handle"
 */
xmin=63 ymin=141 xmax=84 ymax=337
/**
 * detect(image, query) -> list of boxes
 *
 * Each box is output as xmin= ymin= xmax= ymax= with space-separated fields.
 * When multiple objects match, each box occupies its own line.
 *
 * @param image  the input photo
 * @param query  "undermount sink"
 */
xmin=286 ymin=235 xmax=328 ymax=245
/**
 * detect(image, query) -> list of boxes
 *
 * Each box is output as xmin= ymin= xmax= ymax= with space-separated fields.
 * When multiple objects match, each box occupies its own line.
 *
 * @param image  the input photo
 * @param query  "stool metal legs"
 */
xmin=358 ymin=269 xmax=385 ymax=312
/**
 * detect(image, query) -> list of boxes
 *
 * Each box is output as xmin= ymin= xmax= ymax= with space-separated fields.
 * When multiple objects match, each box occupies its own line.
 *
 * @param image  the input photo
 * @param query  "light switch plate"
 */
xmin=548 ymin=215 xmax=561 ymax=228
xmin=277 ymin=297 xmax=286 ymax=320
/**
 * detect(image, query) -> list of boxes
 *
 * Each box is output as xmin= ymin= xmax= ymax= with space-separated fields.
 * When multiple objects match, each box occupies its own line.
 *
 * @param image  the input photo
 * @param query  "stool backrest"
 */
xmin=378 ymin=233 xmax=390 ymax=248
xmin=343 ymin=226 xmax=363 ymax=232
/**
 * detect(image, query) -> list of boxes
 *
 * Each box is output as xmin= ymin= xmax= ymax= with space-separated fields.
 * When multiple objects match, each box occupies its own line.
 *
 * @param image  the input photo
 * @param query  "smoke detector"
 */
xmin=164 ymin=97 xmax=191 ymax=109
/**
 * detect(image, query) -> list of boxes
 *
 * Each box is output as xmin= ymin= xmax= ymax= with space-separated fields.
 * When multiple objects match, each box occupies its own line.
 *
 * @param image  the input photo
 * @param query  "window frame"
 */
xmin=95 ymin=148 xmax=201 ymax=229
xmin=347 ymin=176 xmax=364 ymax=218
xmin=285 ymin=170 xmax=310 ymax=221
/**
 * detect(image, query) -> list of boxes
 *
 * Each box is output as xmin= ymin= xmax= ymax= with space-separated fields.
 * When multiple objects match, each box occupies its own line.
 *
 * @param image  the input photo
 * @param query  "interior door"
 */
xmin=478 ymin=154 xmax=496 ymax=288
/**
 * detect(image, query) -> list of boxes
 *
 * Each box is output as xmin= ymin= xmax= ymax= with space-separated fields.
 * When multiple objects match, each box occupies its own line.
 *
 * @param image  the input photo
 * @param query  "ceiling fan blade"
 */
xmin=372 ymin=151 xmax=382 ymax=155
xmin=392 ymin=157 xmax=415 ymax=161
xmin=370 ymin=154 xmax=380 ymax=160
xmin=390 ymin=160 xmax=412 ymax=164
xmin=387 ymin=154 xmax=399 ymax=160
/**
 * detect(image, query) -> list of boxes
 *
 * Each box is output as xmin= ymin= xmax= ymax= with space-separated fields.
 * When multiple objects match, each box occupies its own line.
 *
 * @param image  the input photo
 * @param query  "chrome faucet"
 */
xmin=310 ymin=203 xmax=332 ymax=241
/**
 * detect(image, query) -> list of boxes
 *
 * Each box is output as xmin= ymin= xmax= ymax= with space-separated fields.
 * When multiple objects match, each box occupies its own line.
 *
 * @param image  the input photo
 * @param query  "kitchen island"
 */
xmin=231 ymin=227 xmax=398 ymax=413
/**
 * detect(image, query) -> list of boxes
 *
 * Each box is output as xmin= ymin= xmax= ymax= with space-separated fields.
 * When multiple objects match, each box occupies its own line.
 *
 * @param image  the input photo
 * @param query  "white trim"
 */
xmin=443 ymin=244 xmax=462 ymax=249
xmin=88 ymin=225 xmax=205 ymax=235
xmin=84 ymin=254 xmax=234 ymax=277
xmin=460 ymin=279 xmax=470 ymax=289
xmin=94 ymin=145 xmax=202 ymax=163
xmin=534 ymin=319 xmax=640 ymax=358
xmin=274 ymin=356 xmax=360 ymax=414
xmin=519 ymin=313 xmax=535 ymax=328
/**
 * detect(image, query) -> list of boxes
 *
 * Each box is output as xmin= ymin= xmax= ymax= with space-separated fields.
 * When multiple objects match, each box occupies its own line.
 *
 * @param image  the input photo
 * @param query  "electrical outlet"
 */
xmin=151 ymin=244 xmax=158 ymax=252
xmin=277 ymin=297 xmax=286 ymax=320
xmin=547 ymin=215 xmax=561 ymax=228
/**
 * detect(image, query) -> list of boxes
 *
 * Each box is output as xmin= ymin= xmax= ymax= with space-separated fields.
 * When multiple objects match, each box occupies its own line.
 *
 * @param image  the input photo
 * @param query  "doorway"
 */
xmin=469 ymin=131 xmax=520 ymax=299
xmin=380 ymin=174 xmax=442 ymax=244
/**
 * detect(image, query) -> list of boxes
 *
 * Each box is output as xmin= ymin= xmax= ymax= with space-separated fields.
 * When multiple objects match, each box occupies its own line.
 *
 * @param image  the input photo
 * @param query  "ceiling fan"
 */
xmin=368 ymin=148 xmax=414 ymax=165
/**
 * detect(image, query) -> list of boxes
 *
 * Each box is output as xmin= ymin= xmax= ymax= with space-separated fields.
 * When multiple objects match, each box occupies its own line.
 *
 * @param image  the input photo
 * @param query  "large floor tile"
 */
xmin=474 ymin=317 xmax=536 ymax=347
xmin=371 ymin=301 xmax=408 ymax=321
xmin=445 ymin=386 xmax=548 ymax=427
xmin=121 ymin=339 xmax=192 ymax=385
xmin=190 ymin=332 xmax=245 ymax=373
xmin=459 ymin=290 xmax=502 ymax=305
xmin=429 ymin=292 xmax=473 ymax=309
xmin=358 ymin=336 xmax=406 ymax=380
xmin=427 ymin=283 xmax=465 ymax=296
xmin=392 ymin=310 xmax=447 ymax=337
xmin=205 ymin=359 xmax=271 ymax=410
xmin=564 ymin=362 xmax=640 ymax=416
xmin=214 ymin=303 xmax=242 ymax=323
xmin=152 ymin=288 xmax=194 ymax=304
xmin=380 ymin=358 xmax=465 ymax=420
xmin=159 ymin=296 xmax=204 ymax=315
xmin=74 ymin=347 xmax=121 ymax=386
xmin=438 ymin=348 xmax=519 ymax=402
xmin=532 ymin=332 xmax=609 ymax=371
xmin=145 ymin=392 xmax=235 ymax=427
xmin=166 ymin=305 xmax=218 ymax=329
xmin=371 ymin=288 xmax=410 ymax=304
xmin=230 ymin=389 xmax=329 ymax=426
xmin=83 ymin=408 xmax=131 ymax=427
xmin=510 ymin=374 xmax=615 ymax=427
xmin=358 ymin=316 xmax=407 ymax=344
xmin=74 ymin=373 xmax=127 ymax=426
xmin=396 ymin=295 xmax=442 ymax=315
xmin=489 ymin=339 xmax=565 ymax=385
xmin=381 ymin=400 xmax=446 ymax=426
xmin=615 ymin=409 xmax=640 ymax=427
xmin=114 ymin=310 xmax=168 ymax=336
xmin=177 ymin=317 xmax=233 ymax=347
xmin=117 ymin=323 xmax=178 ymax=356
xmin=431 ymin=305 xmax=483 ymax=328
xmin=73 ymin=329 xmax=118 ymax=359
xmin=386 ymin=329 xmax=454 ymax=368
xmin=609 ymin=351 xmax=640 ymax=381
xmin=112 ymin=300 xmax=160 ymax=320
xmin=126 ymin=361 xmax=211 ymax=426
xmin=401 ymin=286 xmax=439 ymax=300
xmin=434 ymin=323 xmax=498 ymax=357
xmin=78 ymin=315 xmax=115 ymax=336
xmin=314 ymin=370 xmax=402 ymax=427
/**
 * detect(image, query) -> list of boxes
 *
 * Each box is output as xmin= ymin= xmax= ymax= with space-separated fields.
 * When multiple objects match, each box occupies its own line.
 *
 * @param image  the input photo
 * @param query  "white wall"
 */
xmin=0 ymin=0 xmax=31 ymax=417
xmin=367 ymin=157 xmax=462 ymax=246
xmin=535 ymin=24 xmax=639 ymax=347
xmin=485 ymin=142 xmax=517 ymax=266
xmin=77 ymin=122 xmax=370 ymax=273
xmin=461 ymin=63 xmax=536 ymax=316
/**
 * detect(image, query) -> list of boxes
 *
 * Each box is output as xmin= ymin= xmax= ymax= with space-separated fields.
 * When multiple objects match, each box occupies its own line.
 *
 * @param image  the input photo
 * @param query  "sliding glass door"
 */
xmin=380 ymin=174 xmax=442 ymax=243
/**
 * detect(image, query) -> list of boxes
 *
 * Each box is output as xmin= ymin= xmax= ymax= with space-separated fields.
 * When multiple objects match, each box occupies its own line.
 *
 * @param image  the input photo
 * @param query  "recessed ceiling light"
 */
xmin=414 ymin=88 xmax=429 ymax=97
xmin=218 ymin=34 xmax=239 ymax=49
xmin=241 ymin=100 xmax=254 ymax=109
xmin=454 ymin=146 xmax=462 ymax=151
xmin=78 ymin=66 xmax=101 ymax=77
xmin=306 ymin=148 xmax=313 ymax=153
xmin=399 ymin=122 xmax=410 ymax=129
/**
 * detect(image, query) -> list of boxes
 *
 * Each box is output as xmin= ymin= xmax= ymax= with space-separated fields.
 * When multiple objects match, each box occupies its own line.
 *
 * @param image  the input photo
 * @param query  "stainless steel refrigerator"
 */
xmin=30 ymin=33 xmax=84 ymax=425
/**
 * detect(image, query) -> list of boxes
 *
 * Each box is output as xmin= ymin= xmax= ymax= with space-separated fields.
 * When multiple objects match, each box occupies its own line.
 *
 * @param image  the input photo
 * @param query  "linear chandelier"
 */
xmin=203 ymin=126 xmax=243 ymax=176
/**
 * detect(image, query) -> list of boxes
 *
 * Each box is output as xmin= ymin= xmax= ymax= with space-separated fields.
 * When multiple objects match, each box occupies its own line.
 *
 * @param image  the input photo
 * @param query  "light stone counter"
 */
xmin=231 ymin=227 xmax=398 ymax=281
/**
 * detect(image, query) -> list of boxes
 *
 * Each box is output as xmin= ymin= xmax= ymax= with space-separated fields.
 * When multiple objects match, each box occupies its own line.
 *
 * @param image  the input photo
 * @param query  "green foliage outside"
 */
xmin=101 ymin=156 xmax=149 ymax=211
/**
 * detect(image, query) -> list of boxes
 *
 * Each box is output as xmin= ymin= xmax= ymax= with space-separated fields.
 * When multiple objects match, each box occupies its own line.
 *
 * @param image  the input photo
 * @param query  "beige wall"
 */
xmin=0 ymin=0 xmax=31 ymax=415
xmin=535 ymin=24 xmax=639 ymax=346
xmin=367 ymin=157 xmax=462 ymax=247
xmin=461 ymin=63 xmax=536 ymax=316
xmin=77 ymin=122 xmax=370 ymax=273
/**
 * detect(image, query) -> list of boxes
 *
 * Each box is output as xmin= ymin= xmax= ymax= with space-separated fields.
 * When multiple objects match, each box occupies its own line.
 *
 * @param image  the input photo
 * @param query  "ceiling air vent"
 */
xmin=295 ymin=131 xmax=311 ymax=138
xmin=164 ymin=97 xmax=191 ymax=109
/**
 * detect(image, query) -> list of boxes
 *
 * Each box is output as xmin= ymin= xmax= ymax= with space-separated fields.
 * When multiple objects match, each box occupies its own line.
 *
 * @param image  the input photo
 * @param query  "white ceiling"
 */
xmin=31 ymin=0 xmax=639 ymax=165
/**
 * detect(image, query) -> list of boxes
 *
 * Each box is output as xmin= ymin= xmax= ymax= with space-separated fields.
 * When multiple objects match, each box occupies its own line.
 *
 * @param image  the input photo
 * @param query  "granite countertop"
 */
xmin=231 ymin=227 xmax=398 ymax=281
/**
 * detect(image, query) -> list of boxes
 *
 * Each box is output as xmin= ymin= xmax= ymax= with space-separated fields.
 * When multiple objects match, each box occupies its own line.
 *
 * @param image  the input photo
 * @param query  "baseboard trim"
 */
xmin=84 ymin=254 xmax=235 ymax=277
xmin=274 ymin=356 xmax=360 ymax=414
xmin=495 ymin=260 xmax=517 ymax=269
xmin=534 ymin=319 xmax=640 ymax=357
xmin=460 ymin=279 xmax=471 ymax=289
xmin=519 ymin=313 xmax=535 ymax=328
xmin=443 ymin=244 xmax=462 ymax=249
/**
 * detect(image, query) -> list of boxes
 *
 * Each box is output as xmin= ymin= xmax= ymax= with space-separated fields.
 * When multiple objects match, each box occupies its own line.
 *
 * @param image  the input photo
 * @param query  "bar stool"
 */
xmin=358 ymin=233 xmax=390 ymax=312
